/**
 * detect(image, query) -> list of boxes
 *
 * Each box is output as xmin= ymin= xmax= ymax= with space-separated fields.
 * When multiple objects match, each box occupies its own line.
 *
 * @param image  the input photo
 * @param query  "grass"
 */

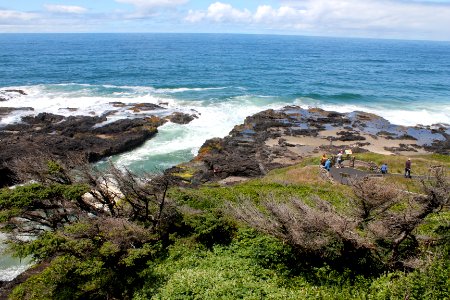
xmin=170 ymin=153 xmax=448 ymax=214
xmin=263 ymin=165 xmax=327 ymax=185
xmin=170 ymin=177 xmax=352 ymax=213
xmin=352 ymin=153 xmax=450 ymax=176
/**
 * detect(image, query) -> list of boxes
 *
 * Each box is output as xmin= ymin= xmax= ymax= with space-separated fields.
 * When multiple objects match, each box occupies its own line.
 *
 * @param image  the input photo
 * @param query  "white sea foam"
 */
xmin=153 ymin=87 xmax=228 ymax=93
xmin=0 ymin=233 xmax=32 ymax=282
xmin=294 ymin=98 xmax=450 ymax=127
xmin=0 ymin=84 xmax=172 ymax=125
xmin=3 ymin=84 xmax=448 ymax=126
xmin=0 ymin=264 xmax=32 ymax=282
xmin=113 ymin=95 xmax=290 ymax=169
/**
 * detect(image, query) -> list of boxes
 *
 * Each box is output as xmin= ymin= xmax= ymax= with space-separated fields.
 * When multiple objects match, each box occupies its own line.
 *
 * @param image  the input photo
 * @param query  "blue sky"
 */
xmin=1 ymin=0 xmax=450 ymax=40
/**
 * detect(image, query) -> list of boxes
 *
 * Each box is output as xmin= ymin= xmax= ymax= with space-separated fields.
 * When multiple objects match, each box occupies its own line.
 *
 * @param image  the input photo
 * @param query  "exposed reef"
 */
xmin=167 ymin=106 xmax=449 ymax=185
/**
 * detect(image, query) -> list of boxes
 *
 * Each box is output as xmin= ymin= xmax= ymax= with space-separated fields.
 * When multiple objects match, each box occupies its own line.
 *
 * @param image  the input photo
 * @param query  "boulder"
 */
xmin=128 ymin=103 xmax=165 ymax=112
xmin=166 ymin=112 xmax=197 ymax=124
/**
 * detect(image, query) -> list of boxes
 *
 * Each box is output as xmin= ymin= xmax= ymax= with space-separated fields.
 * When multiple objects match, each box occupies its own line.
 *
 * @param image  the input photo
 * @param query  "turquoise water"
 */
xmin=1 ymin=33 xmax=449 ymax=172
xmin=0 ymin=233 xmax=32 ymax=281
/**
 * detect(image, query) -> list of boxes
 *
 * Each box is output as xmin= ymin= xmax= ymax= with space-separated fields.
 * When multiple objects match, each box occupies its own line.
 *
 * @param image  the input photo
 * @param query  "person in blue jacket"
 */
xmin=380 ymin=163 xmax=388 ymax=174
xmin=324 ymin=158 xmax=331 ymax=171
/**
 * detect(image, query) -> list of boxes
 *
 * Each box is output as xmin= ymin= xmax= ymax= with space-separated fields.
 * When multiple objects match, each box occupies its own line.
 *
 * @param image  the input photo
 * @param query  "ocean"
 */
xmin=0 ymin=33 xmax=450 ymax=280
xmin=1 ymin=33 xmax=449 ymax=174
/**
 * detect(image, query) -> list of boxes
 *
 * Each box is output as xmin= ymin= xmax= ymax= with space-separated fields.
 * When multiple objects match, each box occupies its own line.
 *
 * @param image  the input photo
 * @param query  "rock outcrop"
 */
xmin=167 ymin=106 xmax=449 ymax=185
xmin=165 ymin=112 xmax=197 ymax=124
xmin=0 ymin=89 xmax=27 ymax=102
xmin=0 ymin=113 xmax=166 ymax=186
xmin=0 ymin=107 xmax=34 ymax=117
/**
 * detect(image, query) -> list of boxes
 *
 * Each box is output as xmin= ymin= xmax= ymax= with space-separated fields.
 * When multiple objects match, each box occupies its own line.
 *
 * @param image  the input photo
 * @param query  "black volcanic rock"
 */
xmin=166 ymin=112 xmax=197 ymax=124
xmin=21 ymin=112 xmax=64 ymax=125
xmin=335 ymin=130 xmax=366 ymax=141
xmin=424 ymin=132 xmax=450 ymax=155
xmin=4 ymin=89 xmax=27 ymax=95
xmin=0 ymin=107 xmax=34 ymax=117
xmin=128 ymin=103 xmax=165 ymax=112
xmin=0 ymin=114 xmax=166 ymax=186
xmin=166 ymin=109 xmax=302 ymax=185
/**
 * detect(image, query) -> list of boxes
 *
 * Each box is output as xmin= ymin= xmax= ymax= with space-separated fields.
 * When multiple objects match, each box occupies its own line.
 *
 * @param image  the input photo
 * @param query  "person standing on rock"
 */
xmin=336 ymin=150 xmax=343 ymax=168
xmin=405 ymin=158 xmax=412 ymax=178
xmin=320 ymin=154 xmax=327 ymax=166
xmin=324 ymin=158 xmax=331 ymax=171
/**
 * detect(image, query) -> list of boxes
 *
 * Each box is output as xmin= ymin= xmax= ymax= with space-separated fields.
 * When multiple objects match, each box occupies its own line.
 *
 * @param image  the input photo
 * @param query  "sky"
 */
xmin=1 ymin=0 xmax=450 ymax=40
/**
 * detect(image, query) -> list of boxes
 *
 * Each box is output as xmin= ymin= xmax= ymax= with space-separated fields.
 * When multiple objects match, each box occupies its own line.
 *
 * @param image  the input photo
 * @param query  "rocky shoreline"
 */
xmin=167 ymin=106 xmax=449 ymax=185
xmin=0 ymin=89 xmax=198 ymax=187
xmin=1 ymin=90 xmax=448 ymax=188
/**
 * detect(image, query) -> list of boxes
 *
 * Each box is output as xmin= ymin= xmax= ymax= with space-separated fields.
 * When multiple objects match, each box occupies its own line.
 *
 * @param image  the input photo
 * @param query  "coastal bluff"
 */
xmin=167 ymin=106 xmax=449 ymax=185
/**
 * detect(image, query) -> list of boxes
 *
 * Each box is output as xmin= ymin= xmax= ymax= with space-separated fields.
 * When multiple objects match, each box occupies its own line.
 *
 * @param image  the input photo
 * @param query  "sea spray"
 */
xmin=0 ymin=233 xmax=32 ymax=282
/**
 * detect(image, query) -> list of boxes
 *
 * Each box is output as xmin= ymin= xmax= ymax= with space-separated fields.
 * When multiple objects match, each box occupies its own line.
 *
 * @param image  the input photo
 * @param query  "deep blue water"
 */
xmin=1 ymin=33 xmax=449 ymax=112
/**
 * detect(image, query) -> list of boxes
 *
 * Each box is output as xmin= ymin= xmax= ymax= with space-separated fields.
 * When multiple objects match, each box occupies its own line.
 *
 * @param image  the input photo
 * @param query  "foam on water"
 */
xmin=112 ymin=94 xmax=291 ymax=171
xmin=0 ymin=84 xmax=174 ymax=125
xmin=2 ymin=83 xmax=448 ymax=172
xmin=153 ymin=87 xmax=228 ymax=94
xmin=295 ymin=98 xmax=450 ymax=127
xmin=0 ymin=233 xmax=32 ymax=282
xmin=0 ymin=264 xmax=32 ymax=282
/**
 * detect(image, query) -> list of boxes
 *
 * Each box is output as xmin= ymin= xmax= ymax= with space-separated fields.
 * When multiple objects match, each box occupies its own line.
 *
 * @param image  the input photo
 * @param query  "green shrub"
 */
xmin=183 ymin=211 xmax=237 ymax=248
xmin=10 ymin=218 xmax=159 ymax=300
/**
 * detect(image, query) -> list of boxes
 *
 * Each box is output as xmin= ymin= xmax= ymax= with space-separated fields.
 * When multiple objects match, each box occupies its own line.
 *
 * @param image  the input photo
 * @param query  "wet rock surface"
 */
xmin=0 ymin=89 xmax=27 ymax=102
xmin=165 ymin=112 xmax=197 ymax=124
xmin=0 ymin=107 xmax=34 ymax=117
xmin=128 ymin=103 xmax=165 ymax=112
xmin=0 ymin=112 xmax=167 ymax=186
xmin=167 ymin=106 xmax=449 ymax=185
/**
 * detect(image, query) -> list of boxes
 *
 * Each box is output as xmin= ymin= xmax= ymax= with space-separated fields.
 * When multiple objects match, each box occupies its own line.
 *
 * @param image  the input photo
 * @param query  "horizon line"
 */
xmin=1 ymin=31 xmax=450 ymax=43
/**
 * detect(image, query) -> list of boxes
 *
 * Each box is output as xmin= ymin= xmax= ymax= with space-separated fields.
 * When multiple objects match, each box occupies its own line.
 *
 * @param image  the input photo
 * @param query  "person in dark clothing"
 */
xmin=405 ymin=158 xmax=412 ymax=178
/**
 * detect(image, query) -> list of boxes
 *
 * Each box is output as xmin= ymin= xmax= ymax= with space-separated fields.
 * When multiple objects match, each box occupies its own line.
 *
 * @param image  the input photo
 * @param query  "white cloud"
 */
xmin=254 ymin=5 xmax=301 ymax=23
xmin=115 ymin=0 xmax=188 ymax=18
xmin=185 ymin=0 xmax=450 ymax=40
xmin=44 ymin=5 xmax=88 ymax=14
xmin=186 ymin=2 xmax=252 ymax=23
xmin=185 ymin=9 xmax=205 ymax=23
xmin=0 ymin=10 xmax=38 ymax=22
xmin=205 ymin=2 xmax=251 ymax=23
xmin=44 ymin=4 xmax=88 ymax=14
xmin=115 ymin=0 xmax=188 ymax=9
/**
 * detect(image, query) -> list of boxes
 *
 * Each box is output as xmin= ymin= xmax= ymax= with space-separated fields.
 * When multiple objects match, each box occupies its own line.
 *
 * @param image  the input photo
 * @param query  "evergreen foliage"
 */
xmin=1 ymin=154 xmax=448 ymax=299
